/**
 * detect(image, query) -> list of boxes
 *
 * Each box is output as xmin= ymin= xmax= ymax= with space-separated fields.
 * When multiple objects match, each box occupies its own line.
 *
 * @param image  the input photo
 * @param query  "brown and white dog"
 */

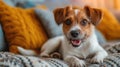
xmin=17 ymin=6 xmax=108 ymax=67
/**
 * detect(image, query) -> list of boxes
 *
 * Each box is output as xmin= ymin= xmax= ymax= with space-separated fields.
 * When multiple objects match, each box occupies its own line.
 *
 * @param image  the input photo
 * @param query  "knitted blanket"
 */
xmin=88 ymin=42 xmax=120 ymax=67
xmin=0 ymin=42 xmax=120 ymax=67
xmin=0 ymin=52 xmax=68 ymax=67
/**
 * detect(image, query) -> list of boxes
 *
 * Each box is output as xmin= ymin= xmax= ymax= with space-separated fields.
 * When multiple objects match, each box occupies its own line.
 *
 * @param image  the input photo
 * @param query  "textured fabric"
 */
xmin=88 ymin=53 xmax=120 ymax=67
xmin=0 ymin=1 xmax=48 ymax=54
xmin=88 ymin=42 xmax=120 ymax=67
xmin=106 ymin=42 xmax=120 ymax=54
xmin=0 ymin=43 xmax=120 ymax=67
xmin=0 ymin=52 xmax=68 ymax=67
xmin=97 ymin=9 xmax=120 ymax=40
xmin=35 ymin=8 xmax=63 ymax=38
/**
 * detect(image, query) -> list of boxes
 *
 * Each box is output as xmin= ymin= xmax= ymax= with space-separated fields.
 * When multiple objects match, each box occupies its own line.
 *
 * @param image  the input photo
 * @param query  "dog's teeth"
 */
xmin=71 ymin=40 xmax=81 ymax=45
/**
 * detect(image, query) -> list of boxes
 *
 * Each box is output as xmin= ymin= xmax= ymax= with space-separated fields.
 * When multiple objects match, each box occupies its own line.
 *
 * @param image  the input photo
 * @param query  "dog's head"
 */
xmin=53 ymin=6 xmax=102 ymax=47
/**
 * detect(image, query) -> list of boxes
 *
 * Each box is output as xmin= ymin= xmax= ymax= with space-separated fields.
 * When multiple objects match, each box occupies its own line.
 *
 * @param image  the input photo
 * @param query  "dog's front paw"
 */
xmin=90 ymin=52 xmax=108 ymax=64
xmin=90 ymin=55 xmax=105 ymax=64
xmin=65 ymin=56 xmax=86 ymax=67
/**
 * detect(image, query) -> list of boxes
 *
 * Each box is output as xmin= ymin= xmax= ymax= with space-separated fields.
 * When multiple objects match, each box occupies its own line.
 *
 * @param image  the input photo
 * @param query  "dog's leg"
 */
xmin=40 ymin=36 xmax=63 ymax=57
xmin=90 ymin=50 xmax=108 ymax=63
xmin=64 ymin=56 xmax=86 ymax=67
xmin=89 ymin=43 xmax=108 ymax=63
xmin=89 ymin=32 xmax=108 ymax=63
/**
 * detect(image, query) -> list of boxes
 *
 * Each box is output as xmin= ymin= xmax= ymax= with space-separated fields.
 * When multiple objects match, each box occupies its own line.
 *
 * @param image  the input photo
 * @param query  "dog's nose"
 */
xmin=70 ymin=30 xmax=79 ymax=38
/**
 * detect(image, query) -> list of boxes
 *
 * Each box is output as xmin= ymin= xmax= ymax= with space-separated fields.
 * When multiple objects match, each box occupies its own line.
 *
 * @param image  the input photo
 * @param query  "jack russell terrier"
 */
xmin=17 ymin=6 xmax=108 ymax=67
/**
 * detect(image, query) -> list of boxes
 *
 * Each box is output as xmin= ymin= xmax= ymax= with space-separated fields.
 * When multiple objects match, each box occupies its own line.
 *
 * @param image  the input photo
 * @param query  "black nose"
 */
xmin=70 ymin=30 xmax=80 ymax=37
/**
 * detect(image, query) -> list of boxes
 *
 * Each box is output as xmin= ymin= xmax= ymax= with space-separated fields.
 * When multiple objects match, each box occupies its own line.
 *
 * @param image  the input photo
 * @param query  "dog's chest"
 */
xmin=60 ymin=39 xmax=91 ymax=58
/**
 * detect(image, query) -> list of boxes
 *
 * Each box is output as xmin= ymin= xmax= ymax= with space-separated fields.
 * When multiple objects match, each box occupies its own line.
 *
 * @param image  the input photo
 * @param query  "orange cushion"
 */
xmin=97 ymin=9 xmax=120 ymax=40
xmin=0 ymin=1 xmax=48 ymax=53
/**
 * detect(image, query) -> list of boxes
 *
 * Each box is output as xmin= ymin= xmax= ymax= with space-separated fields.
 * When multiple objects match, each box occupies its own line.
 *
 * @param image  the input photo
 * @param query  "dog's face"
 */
xmin=54 ymin=6 xmax=102 ymax=47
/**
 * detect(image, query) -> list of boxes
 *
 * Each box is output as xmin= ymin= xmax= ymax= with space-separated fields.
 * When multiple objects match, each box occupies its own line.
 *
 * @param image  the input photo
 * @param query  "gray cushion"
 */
xmin=95 ymin=29 xmax=106 ymax=45
xmin=35 ymin=9 xmax=63 ymax=38
xmin=0 ymin=24 xmax=6 ymax=51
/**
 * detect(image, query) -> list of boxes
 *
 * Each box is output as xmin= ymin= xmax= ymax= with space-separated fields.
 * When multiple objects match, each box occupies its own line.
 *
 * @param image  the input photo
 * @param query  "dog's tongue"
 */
xmin=71 ymin=40 xmax=81 ymax=46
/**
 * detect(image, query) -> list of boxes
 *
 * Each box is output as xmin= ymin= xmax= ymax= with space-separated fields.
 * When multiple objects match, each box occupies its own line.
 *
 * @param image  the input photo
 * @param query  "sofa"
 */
xmin=0 ymin=0 xmax=120 ymax=67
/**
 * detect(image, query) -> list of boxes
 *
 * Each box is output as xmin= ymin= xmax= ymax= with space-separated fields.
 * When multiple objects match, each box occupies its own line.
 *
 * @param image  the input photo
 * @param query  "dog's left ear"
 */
xmin=53 ymin=8 xmax=65 ymax=25
xmin=53 ymin=6 xmax=73 ymax=25
xmin=84 ymin=6 xmax=103 ymax=26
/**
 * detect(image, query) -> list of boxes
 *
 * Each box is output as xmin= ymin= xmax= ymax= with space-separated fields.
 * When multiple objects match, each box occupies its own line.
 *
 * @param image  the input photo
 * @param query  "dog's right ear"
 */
xmin=84 ymin=6 xmax=103 ymax=26
xmin=53 ymin=8 xmax=65 ymax=25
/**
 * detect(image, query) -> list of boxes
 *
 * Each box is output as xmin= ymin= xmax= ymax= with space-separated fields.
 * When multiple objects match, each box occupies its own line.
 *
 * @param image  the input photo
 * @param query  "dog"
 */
xmin=17 ymin=6 xmax=108 ymax=67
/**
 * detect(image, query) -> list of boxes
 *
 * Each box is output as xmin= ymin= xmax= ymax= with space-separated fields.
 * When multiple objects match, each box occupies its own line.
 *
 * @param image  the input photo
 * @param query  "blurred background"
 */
xmin=3 ymin=0 xmax=120 ymax=21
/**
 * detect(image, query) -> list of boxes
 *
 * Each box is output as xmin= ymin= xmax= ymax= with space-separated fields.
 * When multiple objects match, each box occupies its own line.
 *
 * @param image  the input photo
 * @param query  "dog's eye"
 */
xmin=65 ymin=19 xmax=72 ymax=25
xmin=81 ymin=19 xmax=88 ymax=26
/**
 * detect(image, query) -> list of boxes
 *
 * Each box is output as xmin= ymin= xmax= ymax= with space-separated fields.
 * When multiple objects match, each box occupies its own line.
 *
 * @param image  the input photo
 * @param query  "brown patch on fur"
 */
xmin=53 ymin=8 xmax=64 ymax=24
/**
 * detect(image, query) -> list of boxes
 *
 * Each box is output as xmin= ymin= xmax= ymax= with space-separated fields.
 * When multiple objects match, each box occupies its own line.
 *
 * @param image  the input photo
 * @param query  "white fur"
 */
xmin=74 ymin=9 xmax=79 ymax=16
xmin=70 ymin=25 xmax=81 ymax=31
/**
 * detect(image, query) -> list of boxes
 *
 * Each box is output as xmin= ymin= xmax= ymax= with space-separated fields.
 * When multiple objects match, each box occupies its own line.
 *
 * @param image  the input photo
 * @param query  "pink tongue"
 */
xmin=71 ymin=40 xmax=81 ymax=45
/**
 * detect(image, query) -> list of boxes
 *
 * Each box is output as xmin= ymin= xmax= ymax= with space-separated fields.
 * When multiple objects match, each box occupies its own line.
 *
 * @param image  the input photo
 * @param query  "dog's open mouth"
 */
xmin=70 ymin=39 xmax=81 ymax=47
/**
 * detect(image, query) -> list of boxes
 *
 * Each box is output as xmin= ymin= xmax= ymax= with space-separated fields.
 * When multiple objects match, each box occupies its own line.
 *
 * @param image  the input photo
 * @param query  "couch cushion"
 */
xmin=97 ymin=9 xmax=120 ymax=40
xmin=35 ymin=8 xmax=63 ymax=38
xmin=0 ymin=23 xmax=7 ymax=51
xmin=0 ymin=1 xmax=48 ymax=53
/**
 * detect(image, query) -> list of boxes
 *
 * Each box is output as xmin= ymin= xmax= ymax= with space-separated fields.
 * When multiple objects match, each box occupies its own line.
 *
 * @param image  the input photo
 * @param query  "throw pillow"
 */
xmin=0 ymin=1 xmax=48 ymax=54
xmin=0 ymin=24 xmax=7 ymax=51
xmin=97 ymin=9 xmax=120 ymax=40
xmin=35 ymin=8 xmax=63 ymax=38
